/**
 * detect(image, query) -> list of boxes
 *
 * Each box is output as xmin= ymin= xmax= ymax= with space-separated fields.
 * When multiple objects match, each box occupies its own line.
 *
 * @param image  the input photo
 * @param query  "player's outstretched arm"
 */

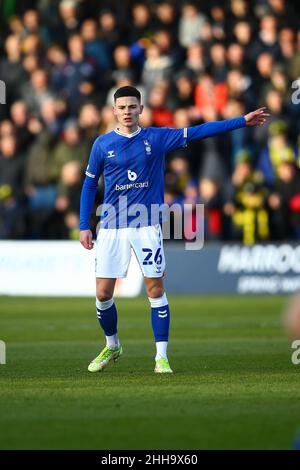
xmin=185 ymin=108 xmax=270 ymax=143
xmin=244 ymin=107 xmax=270 ymax=126
xmin=80 ymin=229 xmax=94 ymax=250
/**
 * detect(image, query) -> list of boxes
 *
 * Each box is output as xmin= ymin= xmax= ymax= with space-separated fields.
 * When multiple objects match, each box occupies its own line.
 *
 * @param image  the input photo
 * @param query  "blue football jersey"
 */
xmin=80 ymin=117 xmax=246 ymax=229
xmin=83 ymin=126 xmax=187 ymax=228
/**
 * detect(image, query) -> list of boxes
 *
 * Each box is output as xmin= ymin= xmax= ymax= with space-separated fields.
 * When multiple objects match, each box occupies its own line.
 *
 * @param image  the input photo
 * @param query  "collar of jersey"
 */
xmin=114 ymin=126 xmax=142 ymax=138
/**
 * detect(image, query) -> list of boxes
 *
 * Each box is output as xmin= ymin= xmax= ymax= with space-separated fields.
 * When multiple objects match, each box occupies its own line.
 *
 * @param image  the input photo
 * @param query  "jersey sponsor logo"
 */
xmin=127 ymin=169 xmax=137 ymax=181
xmin=115 ymin=181 xmax=149 ymax=191
xmin=107 ymin=150 xmax=116 ymax=158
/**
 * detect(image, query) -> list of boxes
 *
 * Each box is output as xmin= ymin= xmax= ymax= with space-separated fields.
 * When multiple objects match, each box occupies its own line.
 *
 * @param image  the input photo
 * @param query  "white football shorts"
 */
xmin=95 ymin=224 xmax=165 ymax=278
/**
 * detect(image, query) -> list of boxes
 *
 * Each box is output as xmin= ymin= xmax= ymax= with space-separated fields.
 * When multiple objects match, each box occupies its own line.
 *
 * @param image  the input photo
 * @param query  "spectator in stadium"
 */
xmin=40 ymin=98 xmax=64 ymax=137
xmin=22 ymin=8 xmax=51 ymax=48
xmin=153 ymin=1 xmax=178 ymax=39
xmin=138 ymin=105 xmax=154 ymax=128
xmin=170 ymin=71 xmax=195 ymax=111
xmin=99 ymin=105 xmax=116 ymax=135
xmin=184 ymin=42 xmax=206 ymax=78
xmin=55 ymin=160 xmax=82 ymax=239
xmin=223 ymin=151 xmax=270 ymax=245
xmin=24 ymin=123 xmax=59 ymax=227
xmin=287 ymin=30 xmax=300 ymax=81
xmin=141 ymin=41 xmax=173 ymax=95
xmin=268 ymin=153 xmax=300 ymax=239
xmin=21 ymin=33 xmax=42 ymax=57
xmin=257 ymin=120 xmax=297 ymax=186
xmin=168 ymin=155 xmax=191 ymax=194
xmin=0 ymin=119 xmax=16 ymax=139
xmin=198 ymin=177 xmax=223 ymax=240
xmin=55 ymin=0 xmax=81 ymax=48
xmin=147 ymin=84 xmax=174 ymax=127
xmin=226 ymin=42 xmax=245 ymax=72
xmin=0 ymin=133 xmax=25 ymax=239
xmin=10 ymin=100 xmax=35 ymax=151
xmin=256 ymin=52 xmax=275 ymax=102
xmin=46 ymin=44 xmax=68 ymax=96
xmin=219 ymin=98 xmax=252 ymax=174
xmin=21 ymin=68 xmax=55 ymax=115
xmin=98 ymin=8 xmax=123 ymax=53
xmin=226 ymin=69 xmax=255 ymax=112
xmin=226 ymin=0 xmax=254 ymax=32
xmin=129 ymin=3 xmax=154 ymax=44
xmin=194 ymin=71 xmax=228 ymax=116
xmin=209 ymin=2 xmax=226 ymax=41
xmin=252 ymin=14 xmax=281 ymax=59
xmin=6 ymin=15 xmax=24 ymax=38
xmin=22 ymin=52 xmax=40 ymax=79
xmin=178 ymin=1 xmax=207 ymax=48
xmin=153 ymin=29 xmax=184 ymax=71
xmin=267 ymin=0 xmax=297 ymax=29
xmin=233 ymin=20 xmax=252 ymax=52
xmin=50 ymin=118 xmax=89 ymax=182
xmin=112 ymin=45 xmax=136 ymax=83
xmin=0 ymin=34 xmax=25 ymax=106
xmin=278 ymin=27 xmax=296 ymax=69
xmin=63 ymin=33 xmax=97 ymax=114
xmin=210 ymin=42 xmax=228 ymax=83
xmin=78 ymin=102 xmax=101 ymax=146
xmin=80 ymin=18 xmax=111 ymax=73
xmin=254 ymin=88 xmax=286 ymax=150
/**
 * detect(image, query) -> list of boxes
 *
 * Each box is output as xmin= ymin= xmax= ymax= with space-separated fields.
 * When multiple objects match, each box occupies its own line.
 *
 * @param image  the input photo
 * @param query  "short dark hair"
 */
xmin=114 ymin=86 xmax=141 ymax=103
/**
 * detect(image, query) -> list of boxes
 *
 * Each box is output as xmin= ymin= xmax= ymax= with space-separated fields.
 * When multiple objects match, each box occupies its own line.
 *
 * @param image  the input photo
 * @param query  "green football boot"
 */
xmin=88 ymin=344 xmax=123 ymax=372
xmin=154 ymin=357 xmax=173 ymax=373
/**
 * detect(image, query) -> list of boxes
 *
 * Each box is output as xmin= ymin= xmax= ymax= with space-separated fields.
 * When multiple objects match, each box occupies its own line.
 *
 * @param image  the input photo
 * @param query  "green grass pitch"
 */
xmin=0 ymin=295 xmax=299 ymax=450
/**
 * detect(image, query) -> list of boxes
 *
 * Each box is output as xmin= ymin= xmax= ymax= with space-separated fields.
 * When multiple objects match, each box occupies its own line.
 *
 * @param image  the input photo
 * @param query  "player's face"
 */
xmin=113 ymin=96 xmax=143 ymax=133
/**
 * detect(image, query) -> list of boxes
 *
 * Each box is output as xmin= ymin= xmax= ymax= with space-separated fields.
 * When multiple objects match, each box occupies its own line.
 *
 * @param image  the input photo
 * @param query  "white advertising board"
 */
xmin=0 ymin=242 xmax=143 ymax=297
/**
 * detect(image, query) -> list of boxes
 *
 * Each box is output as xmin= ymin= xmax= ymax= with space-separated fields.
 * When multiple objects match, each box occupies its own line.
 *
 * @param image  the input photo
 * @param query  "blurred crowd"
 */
xmin=0 ymin=0 xmax=300 ymax=244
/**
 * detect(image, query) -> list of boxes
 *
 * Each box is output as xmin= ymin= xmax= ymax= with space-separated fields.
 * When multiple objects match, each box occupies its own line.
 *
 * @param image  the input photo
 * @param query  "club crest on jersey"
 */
xmin=107 ymin=150 xmax=115 ymax=158
xmin=143 ymin=140 xmax=152 ymax=155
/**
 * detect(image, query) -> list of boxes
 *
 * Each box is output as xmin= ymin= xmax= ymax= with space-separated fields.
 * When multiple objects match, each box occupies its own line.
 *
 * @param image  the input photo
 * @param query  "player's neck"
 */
xmin=116 ymin=124 xmax=139 ymax=135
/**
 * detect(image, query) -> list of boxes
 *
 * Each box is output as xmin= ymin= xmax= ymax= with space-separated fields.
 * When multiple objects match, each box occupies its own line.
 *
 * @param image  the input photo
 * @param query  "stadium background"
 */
xmin=1 ymin=0 xmax=300 ymax=451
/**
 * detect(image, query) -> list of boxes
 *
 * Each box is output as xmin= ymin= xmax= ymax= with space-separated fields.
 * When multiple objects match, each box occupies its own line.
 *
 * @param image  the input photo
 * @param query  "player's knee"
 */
xmin=96 ymin=290 xmax=113 ymax=302
xmin=146 ymin=285 xmax=164 ymax=299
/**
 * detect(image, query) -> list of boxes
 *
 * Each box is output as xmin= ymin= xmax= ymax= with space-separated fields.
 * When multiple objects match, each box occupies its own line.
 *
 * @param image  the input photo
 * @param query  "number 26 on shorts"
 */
xmin=142 ymin=248 xmax=162 ymax=265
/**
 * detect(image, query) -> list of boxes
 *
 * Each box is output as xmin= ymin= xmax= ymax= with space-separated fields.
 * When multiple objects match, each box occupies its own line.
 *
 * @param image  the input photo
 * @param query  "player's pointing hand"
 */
xmin=80 ymin=229 xmax=94 ymax=250
xmin=244 ymin=107 xmax=270 ymax=127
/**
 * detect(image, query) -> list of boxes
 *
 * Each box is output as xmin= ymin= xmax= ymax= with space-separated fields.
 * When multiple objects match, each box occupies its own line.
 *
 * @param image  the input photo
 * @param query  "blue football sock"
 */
xmin=96 ymin=298 xmax=118 ymax=337
xmin=149 ymin=293 xmax=170 ymax=342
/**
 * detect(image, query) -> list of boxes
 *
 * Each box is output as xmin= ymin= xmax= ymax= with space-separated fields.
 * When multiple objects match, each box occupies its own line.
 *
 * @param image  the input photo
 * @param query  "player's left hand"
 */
xmin=244 ymin=107 xmax=270 ymax=126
